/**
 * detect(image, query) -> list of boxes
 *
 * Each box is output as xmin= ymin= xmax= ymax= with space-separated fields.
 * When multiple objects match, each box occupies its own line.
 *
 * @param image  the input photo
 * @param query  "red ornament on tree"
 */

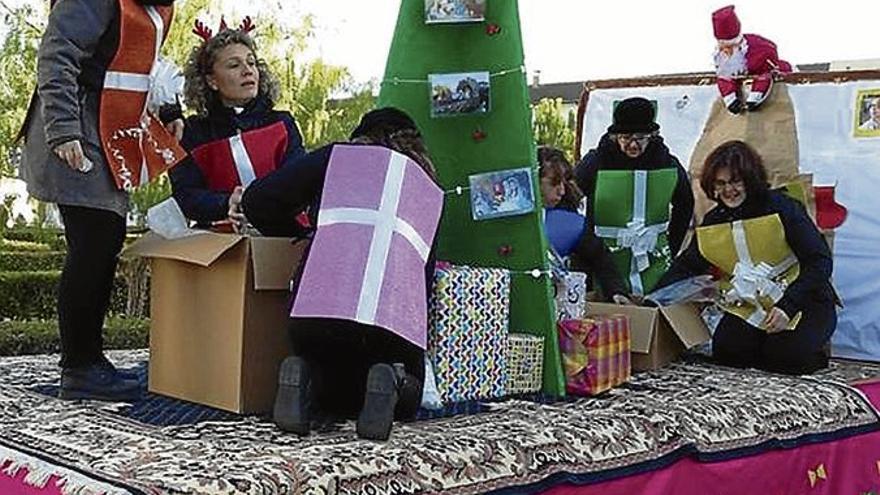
xmin=486 ymin=23 xmax=501 ymax=36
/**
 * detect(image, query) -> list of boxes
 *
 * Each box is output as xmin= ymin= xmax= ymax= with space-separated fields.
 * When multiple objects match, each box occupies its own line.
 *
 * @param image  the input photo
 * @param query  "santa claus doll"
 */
xmin=712 ymin=5 xmax=792 ymax=114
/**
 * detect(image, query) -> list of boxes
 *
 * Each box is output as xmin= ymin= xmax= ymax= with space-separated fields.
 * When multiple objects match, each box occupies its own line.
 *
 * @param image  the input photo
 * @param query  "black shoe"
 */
xmin=357 ymin=363 xmax=400 ymax=441
xmin=59 ymin=364 xmax=141 ymax=402
xmin=745 ymin=100 xmax=764 ymax=112
xmin=726 ymin=99 xmax=743 ymax=114
xmin=273 ymin=356 xmax=313 ymax=435
xmin=97 ymin=356 xmax=140 ymax=381
xmin=394 ymin=373 xmax=422 ymax=421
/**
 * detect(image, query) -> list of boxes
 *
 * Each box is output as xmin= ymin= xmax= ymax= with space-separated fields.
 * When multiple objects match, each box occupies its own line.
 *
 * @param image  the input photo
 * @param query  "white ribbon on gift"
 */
xmin=595 ymin=170 xmax=669 ymax=295
xmin=725 ymin=220 xmax=798 ymax=327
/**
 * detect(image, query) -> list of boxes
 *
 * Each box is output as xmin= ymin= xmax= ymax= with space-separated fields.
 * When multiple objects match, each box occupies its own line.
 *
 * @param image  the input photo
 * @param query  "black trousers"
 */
xmin=288 ymin=318 xmax=425 ymax=418
xmin=712 ymin=303 xmax=837 ymax=375
xmin=57 ymin=205 xmax=126 ymax=369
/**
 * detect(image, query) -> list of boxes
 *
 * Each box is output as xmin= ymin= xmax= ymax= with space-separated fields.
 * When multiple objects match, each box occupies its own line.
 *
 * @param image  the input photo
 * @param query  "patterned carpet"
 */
xmin=0 ymin=350 xmax=879 ymax=495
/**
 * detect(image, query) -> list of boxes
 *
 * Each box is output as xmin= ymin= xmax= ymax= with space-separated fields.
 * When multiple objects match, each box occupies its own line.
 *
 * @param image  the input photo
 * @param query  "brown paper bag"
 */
xmin=689 ymin=83 xmax=800 ymax=223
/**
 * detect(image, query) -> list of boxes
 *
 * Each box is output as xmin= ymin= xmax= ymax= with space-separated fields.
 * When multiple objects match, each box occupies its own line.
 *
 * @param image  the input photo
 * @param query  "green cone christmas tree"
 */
xmin=378 ymin=0 xmax=564 ymax=395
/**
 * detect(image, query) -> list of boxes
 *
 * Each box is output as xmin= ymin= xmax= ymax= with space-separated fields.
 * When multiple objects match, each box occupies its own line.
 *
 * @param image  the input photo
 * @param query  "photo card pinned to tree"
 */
xmin=469 ymin=167 xmax=536 ymax=221
xmin=430 ymin=71 xmax=490 ymax=118
xmin=424 ymin=0 xmax=486 ymax=24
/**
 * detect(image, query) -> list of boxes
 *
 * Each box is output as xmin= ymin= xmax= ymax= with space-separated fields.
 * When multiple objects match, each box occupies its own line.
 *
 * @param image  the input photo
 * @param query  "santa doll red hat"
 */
xmin=712 ymin=5 xmax=792 ymax=114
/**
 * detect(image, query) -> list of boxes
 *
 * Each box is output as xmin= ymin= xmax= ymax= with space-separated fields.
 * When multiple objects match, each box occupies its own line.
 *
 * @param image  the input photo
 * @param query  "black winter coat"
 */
xmin=657 ymin=190 xmax=834 ymax=319
xmin=574 ymin=134 xmax=694 ymax=256
xmin=169 ymin=95 xmax=305 ymax=224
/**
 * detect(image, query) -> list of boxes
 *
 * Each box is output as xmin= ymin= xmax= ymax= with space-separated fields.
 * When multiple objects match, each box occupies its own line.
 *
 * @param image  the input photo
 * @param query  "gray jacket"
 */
xmin=20 ymin=0 xmax=166 ymax=218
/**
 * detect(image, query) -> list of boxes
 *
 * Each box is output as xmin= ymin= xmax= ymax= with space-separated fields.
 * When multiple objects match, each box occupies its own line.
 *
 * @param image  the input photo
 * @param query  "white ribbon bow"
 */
xmin=728 ymin=261 xmax=786 ymax=305
xmin=616 ymin=219 xmax=661 ymax=272
xmin=147 ymin=58 xmax=184 ymax=113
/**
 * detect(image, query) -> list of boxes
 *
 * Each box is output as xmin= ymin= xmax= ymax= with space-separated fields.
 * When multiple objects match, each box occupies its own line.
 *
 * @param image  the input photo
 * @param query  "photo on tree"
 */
xmin=424 ymin=0 xmax=486 ymax=24
xmin=468 ymin=167 xmax=536 ymax=221
xmin=429 ymin=71 xmax=490 ymax=117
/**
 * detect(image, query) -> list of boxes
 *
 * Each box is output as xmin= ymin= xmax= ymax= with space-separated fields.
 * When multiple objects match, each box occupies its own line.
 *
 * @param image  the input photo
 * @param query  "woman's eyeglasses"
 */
xmin=713 ymin=178 xmax=745 ymax=190
xmin=615 ymin=134 xmax=652 ymax=146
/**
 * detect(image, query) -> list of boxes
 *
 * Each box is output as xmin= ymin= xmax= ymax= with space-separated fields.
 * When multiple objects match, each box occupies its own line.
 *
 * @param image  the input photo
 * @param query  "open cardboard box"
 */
xmin=587 ymin=302 xmax=711 ymax=371
xmin=125 ymin=232 xmax=308 ymax=413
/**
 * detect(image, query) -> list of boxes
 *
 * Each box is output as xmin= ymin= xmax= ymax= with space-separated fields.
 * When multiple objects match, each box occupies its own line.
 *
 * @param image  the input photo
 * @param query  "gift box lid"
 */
xmin=125 ymin=232 xmax=308 ymax=291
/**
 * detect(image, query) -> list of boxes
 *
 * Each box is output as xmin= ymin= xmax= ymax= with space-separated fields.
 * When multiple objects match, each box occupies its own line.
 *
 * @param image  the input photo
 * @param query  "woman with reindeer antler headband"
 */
xmin=169 ymin=16 xmax=306 ymax=233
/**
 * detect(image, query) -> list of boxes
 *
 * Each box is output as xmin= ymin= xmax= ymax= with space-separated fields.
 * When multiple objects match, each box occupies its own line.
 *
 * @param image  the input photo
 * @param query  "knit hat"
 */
xmin=712 ymin=5 xmax=742 ymax=43
xmin=350 ymin=107 xmax=419 ymax=139
xmin=607 ymin=97 xmax=659 ymax=134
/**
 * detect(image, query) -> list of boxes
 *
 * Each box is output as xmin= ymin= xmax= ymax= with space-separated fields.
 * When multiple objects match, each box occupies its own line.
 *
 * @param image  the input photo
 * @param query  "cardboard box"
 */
xmin=586 ymin=302 xmax=710 ymax=371
xmin=125 ymin=232 xmax=308 ymax=413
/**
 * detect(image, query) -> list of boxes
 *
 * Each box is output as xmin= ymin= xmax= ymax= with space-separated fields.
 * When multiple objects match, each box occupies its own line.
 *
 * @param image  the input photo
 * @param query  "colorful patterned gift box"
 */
xmin=429 ymin=266 xmax=509 ymax=403
xmin=554 ymin=271 xmax=588 ymax=321
xmin=558 ymin=315 xmax=631 ymax=396
xmin=505 ymin=333 xmax=544 ymax=394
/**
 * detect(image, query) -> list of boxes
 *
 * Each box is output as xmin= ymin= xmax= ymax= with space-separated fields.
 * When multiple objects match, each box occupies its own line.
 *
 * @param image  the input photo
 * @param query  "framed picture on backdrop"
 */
xmin=854 ymin=89 xmax=880 ymax=138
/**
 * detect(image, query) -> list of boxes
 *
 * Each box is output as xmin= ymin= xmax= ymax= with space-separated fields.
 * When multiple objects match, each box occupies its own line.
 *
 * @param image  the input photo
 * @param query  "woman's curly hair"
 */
xmin=183 ymin=29 xmax=280 ymax=116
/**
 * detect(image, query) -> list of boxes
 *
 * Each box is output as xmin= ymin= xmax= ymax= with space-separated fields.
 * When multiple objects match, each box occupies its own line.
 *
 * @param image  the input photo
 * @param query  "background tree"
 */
xmin=0 ymin=0 xmax=377 ymax=223
xmin=532 ymin=97 xmax=575 ymax=163
xmin=0 ymin=1 xmax=43 ymax=178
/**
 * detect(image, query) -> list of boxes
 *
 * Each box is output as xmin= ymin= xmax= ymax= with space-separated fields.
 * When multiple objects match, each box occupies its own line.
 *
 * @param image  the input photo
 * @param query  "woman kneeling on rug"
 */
xmin=169 ymin=18 xmax=306 ymax=232
xmin=241 ymin=108 xmax=442 ymax=440
xmin=654 ymin=140 xmax=836 ymax=375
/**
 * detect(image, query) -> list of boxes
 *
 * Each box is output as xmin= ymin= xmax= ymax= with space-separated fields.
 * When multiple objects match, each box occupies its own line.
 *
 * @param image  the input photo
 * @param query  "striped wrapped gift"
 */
xmin=505 ymin=333 xmax=544 ymax=394
xmin=428 ymin=266 xmax=509 ymax=403
xmin=558 ymin=315 xmax=631 ymax=396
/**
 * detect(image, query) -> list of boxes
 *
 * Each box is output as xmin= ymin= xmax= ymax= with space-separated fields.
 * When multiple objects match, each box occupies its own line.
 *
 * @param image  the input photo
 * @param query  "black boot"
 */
xmin=394 ymin=372 xmax=422 ymax=421
xmin=726 ymin=99 xmax=743 ymax=114
xmin=273 ymin=356 xmax=314 ymax=435
xmin=356 ymin=363 xmax=401 ymax=441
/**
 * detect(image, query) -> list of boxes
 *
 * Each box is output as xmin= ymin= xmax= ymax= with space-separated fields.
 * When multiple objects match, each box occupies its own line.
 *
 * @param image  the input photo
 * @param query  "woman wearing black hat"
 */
xmin=241 ymin=107 xmax=439 ymax=441
xmin=574 ymin=97 xmax=694 ymax=297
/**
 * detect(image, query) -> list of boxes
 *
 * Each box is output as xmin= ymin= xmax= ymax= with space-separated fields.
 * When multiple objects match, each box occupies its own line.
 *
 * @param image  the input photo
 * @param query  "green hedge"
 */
xmin=0 ymin=271 xmax=127 ymax=320
xmin=0 ymin=251 xmax=66 ymax=272
xmin=0 ymin=316 xmax=149 ymax=356
xmin=1 ymin=227 xmax=65 ymax=249
xmin=0 ymin=239 xmax=52 ymax=252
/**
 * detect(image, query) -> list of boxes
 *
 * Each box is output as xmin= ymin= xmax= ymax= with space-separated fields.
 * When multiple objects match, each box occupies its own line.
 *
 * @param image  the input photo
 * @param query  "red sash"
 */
xmin=98 ymin=0 xmax=185 ymax=190
xmin=190 ymin=121 xmax=289 ymax=192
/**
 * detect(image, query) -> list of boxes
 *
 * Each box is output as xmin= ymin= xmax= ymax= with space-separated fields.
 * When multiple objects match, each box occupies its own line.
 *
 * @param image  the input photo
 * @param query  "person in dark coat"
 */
xmin=170 ymin=24 xmax=305 ymax=231
xmin=537 ymin=146 xmax=629 ymax=303
xmin=574 ymin=97 xmax=694 ymax=296
xmin=655 ymin=140 xmax=836 ymax=375
xmin=17 ymin=0 xmax=183 ymax=401
xmin=242 ymin=108 xmax=439 ymax=441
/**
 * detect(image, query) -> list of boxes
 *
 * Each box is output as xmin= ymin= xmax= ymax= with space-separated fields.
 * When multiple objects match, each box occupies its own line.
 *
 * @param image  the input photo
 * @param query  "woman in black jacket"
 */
xmin=574 ymin=98 xmax=694 ymax=296
xmin=656 ymin=141 xmax=835 ymax=374
xmin=242 ymin=108 xmax=440 ymax=441
xmin=538 ymin=146 xmax=629 ymax=303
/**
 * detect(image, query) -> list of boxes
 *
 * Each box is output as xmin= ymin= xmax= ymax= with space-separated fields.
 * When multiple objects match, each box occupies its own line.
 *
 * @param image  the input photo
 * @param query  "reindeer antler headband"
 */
xmin=192 ymin=15 xmax=256 ymax=42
